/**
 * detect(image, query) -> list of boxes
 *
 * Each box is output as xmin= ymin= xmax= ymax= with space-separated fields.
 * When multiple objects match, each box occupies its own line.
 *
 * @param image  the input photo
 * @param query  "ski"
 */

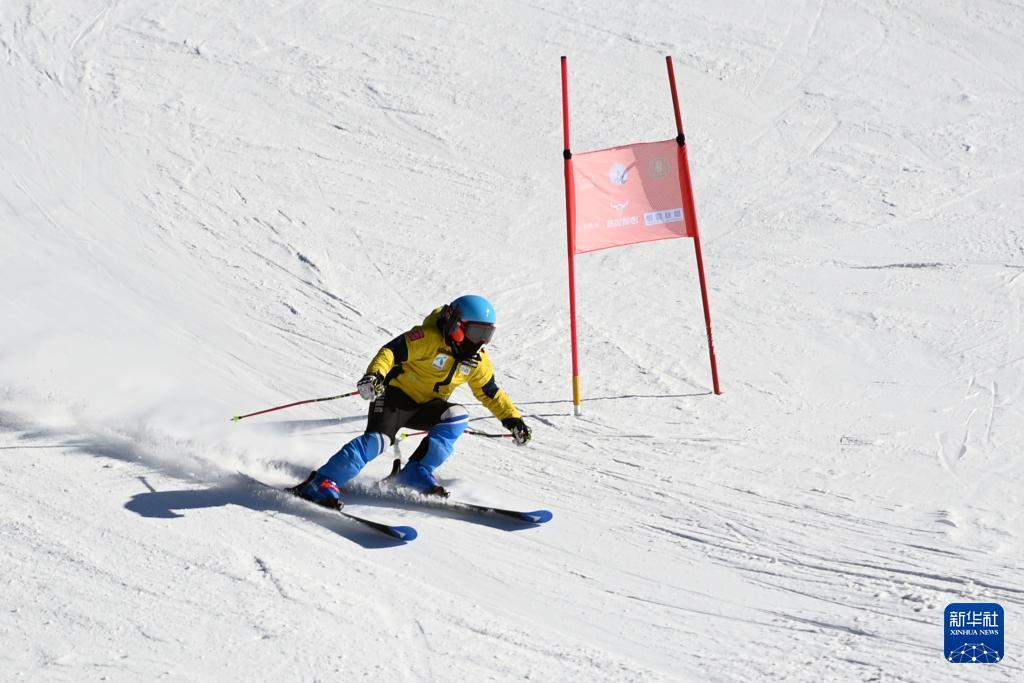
xmin=375 ymin=459 xmax=552 ymax=525
xmin=335 ymin=510 xmax=418 ymax=541
xmin=242 ymin=474 xmax=418 ymax=542
xmin=448 ymin=501 xmax=553 ymax=524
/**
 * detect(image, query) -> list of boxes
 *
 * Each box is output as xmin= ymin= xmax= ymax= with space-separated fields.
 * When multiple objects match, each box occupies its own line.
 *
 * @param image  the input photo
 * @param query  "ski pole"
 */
xmin=230 ymin=391 xmax=360 ymax=422
xmin=468 ymin=429 xmax=514 ymax=439
xmin=392 ymin=429 xmax=512 ymax=459
xmin=397 ymin=429 xmax=512 ymax=440
xmin=390 ymin=428 xmax=515 ymax=465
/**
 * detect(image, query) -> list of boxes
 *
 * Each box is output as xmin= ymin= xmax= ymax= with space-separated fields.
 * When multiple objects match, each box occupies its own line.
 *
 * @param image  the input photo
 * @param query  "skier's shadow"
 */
xmin=125 ymin=476 xmax=409 ymax=549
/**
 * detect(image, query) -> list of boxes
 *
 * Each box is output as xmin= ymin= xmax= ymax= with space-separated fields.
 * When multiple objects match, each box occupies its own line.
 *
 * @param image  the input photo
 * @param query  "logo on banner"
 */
xmin=610 ymin=200 xmax=629 ymax=215
xmin=649 ymin=157 xmax=669 ymax=179
xmin=608 ymin=163 xmax=629 ymax=186
xmin=944 ymin=603 xmax=1003 ymax=664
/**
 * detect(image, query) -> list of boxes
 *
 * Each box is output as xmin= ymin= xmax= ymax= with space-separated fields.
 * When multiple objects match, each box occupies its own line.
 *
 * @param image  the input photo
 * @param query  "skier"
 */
xmin=291 ymin=295 xmax=532 ymax=507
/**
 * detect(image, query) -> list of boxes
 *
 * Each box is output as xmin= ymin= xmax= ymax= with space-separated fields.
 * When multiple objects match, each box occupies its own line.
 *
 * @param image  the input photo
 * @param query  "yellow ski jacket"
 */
xmin=365 ymin=308 xmax=521 ymax=421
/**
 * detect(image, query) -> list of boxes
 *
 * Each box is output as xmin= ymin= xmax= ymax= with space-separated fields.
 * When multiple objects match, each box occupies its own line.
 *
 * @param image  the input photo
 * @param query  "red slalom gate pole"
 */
xmin=666 ymin=55 xmax=721 ymax=395
xmin=230 ymin=391 xmax=360 ymax=422
xmin=561 ymin=56 xmax=583 ymax=416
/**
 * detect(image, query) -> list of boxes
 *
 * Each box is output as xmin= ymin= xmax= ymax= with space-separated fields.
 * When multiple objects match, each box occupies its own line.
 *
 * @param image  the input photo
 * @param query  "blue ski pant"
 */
xmin=316 ymin=387 xmax=469 ymax=485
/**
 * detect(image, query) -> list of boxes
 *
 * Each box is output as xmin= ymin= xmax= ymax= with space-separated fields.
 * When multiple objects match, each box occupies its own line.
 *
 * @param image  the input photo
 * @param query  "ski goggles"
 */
xmin=452 ymin=321 xmax=495 ymax=345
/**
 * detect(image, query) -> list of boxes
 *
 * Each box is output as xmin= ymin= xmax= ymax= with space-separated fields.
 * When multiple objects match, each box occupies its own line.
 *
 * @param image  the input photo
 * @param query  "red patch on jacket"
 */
xmin=407 ymin=328 xmax=425 ymax=341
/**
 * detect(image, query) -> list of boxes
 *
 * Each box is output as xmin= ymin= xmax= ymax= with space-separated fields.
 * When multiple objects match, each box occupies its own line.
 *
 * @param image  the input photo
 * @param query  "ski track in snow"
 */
xmin=2 ymin=0 xmax=1024 ymax=680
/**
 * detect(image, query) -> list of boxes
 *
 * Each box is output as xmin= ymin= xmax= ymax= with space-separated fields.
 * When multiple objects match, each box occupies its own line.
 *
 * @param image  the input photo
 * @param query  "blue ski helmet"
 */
xmin=444 ymin=295 xmax=496 ymax=350
xmin=450 ymin=295 xmax=496 ymax=325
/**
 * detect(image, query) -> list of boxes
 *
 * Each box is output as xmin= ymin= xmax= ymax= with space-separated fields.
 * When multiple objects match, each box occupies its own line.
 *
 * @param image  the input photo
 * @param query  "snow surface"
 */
xmin=2 ymin=0 xmax=1023 ymax=680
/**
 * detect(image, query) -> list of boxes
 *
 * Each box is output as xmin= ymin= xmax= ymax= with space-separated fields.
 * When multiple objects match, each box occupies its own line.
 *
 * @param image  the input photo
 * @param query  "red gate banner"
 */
xmin=572 ymin=139 xmax=693 ymax=254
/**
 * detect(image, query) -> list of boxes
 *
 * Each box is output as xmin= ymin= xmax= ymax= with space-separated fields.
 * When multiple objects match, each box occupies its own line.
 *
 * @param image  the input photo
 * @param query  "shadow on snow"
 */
xmin=125 ymin=474 xmax=411 ymax=550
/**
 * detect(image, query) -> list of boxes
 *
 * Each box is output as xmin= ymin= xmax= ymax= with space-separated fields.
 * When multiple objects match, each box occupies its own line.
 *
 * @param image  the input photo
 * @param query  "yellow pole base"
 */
xmin=572 ymin=375 xmax=582 ymax=417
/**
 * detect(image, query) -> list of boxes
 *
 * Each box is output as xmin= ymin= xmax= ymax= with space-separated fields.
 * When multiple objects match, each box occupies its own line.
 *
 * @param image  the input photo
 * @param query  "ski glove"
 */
xmin=501 ymin=417 xmax=532 ymax=446
xmin=357 ymin=373 xmax=385 ymax=401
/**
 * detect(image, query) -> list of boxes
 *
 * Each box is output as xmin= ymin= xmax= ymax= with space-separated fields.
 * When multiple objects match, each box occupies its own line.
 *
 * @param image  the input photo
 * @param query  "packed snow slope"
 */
xmin=2 ymin=1 xmax=1023 ymax=680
